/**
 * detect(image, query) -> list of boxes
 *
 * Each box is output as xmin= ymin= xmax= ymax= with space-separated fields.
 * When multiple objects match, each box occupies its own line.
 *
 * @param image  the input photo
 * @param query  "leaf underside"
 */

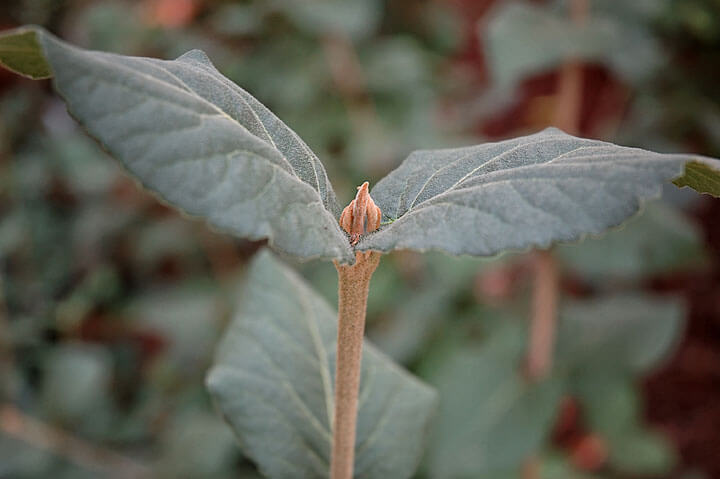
xmin=207 ymin=251 xmax=437 ymax=479
xmin=0 ymin=26 xmax=352 ymax=263
xmin=358 ymin=128 xmax=720 ymax=257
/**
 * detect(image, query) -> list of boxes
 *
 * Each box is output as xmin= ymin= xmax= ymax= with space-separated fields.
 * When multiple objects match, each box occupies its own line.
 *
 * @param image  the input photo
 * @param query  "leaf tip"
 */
xmin=0 ymin=25 xmax=52 ymax=80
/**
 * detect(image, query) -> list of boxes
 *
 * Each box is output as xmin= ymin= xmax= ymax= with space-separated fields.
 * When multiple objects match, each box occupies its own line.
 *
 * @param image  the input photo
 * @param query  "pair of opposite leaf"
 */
xmin=1 ymin=26 xmax=719 ymax=266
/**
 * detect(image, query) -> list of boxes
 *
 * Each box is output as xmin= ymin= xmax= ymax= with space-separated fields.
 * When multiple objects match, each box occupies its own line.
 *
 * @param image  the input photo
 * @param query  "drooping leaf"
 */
xmin=359 ymin=128 xmax=719 ymax=257
xmin=0 ymin=26 xmax=352 ymax=263
xmin=673 ymin=160 xmax=720 ymax=197
xmin=484 ymin=2 xmax=663 ymax=89
xmin=207 ymin=250 xmax=437 ymax=479
xmin=0 ymin=28 xmax=51 ymax=79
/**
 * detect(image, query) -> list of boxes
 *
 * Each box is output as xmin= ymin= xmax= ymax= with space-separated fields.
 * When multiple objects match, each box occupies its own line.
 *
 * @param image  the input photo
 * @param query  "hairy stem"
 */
xmin=331 ymin=251 xmax=380 ymax=479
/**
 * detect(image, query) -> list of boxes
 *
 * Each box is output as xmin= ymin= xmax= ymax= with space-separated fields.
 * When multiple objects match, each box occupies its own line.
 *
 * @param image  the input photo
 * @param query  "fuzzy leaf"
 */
xmin=0 ymin=26 xmax=352 ymax=262
xmin=207 ymin=251 xmax=437 ymax=479
xmin=359 ymin=128 xmax=719 ymax=257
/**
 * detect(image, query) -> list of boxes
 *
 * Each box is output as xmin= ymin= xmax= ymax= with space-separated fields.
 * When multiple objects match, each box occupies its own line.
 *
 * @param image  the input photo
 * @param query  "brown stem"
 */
xmin=526 ymin=249 xmax=560 ymax=381
xmin=330 ymin=251 xmax=380 ymax=479
xmin=553 ymin=60 xmax=583 ymax=135
xmin=552 ymin=0 xmax=588 ymax=135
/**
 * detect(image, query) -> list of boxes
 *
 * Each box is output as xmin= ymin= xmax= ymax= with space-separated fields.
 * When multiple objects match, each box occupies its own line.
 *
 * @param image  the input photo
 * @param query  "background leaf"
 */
xmin=484 ymin=2 xmax=663 ymax=89
xmin=207 ymin=250 xmax=437 ymax=479
xmin=556 ymin=295 xmax=684 ymax=375
xmin=556 ymin=202 xmax=705 ymax=281
xmin=0 ymin=26 xmax=352 ymax=263
xmin=420 ymin=320 xmax=562 ymax=479
xmin=359 ymin=128 xmax=717 ymax=257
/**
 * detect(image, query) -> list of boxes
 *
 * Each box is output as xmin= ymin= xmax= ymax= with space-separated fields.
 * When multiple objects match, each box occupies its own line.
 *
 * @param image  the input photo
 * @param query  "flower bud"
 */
xmin=339 ymin=182 xmax=382 ymax=245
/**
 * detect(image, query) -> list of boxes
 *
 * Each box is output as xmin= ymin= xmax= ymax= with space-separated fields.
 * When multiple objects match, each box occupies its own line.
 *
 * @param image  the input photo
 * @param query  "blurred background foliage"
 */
xmin=0 ymin=0 xmax=719 ymax=478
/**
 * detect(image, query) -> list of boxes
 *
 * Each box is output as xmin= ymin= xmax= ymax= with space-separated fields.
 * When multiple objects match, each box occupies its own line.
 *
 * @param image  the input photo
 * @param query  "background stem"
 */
xmin=553 ymin=0 xmax=588 ymax=135
xmin=523 ymin=2 xmax=587 ymax=477
xmin=331 ymin=252 xmax=380 ymax=479
xmin=526 ymin=249 xmax=560 ymax=381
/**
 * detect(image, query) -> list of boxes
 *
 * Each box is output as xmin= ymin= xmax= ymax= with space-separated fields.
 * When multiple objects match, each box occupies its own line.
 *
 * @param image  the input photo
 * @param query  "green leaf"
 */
xmin=0 ymin=28 xmax=51 ymax=79
xmin=421 ymin=323 xmax=562 ymax=478
xmin=0 ymin=26 xmax=352 ymax=263
xmin=157 ymin=411 xmax=240 ymax=478
xmin=271 ymin=0 xmax=382 ymax=40
xmin=207 ymin=250 xmax=437 ymax=479
xmin=359 ymin=128 xmax=718 ymax=257
xmin=609 ymin=430 xmax=676 ymax=475
xmin=570 ymin=372 xmax=641 ymax=440
xmin=673 ymin=160 xmax=720 ymax=197
xmin=572 ymin=373 xmax=676 ymax=475
xmin=485 ymin=2 xmax=663 ymax=88
xmin=41 ymin=343 xmax=113 ymax=428
xmin=557 ymin=295 xmax=684 ymax=375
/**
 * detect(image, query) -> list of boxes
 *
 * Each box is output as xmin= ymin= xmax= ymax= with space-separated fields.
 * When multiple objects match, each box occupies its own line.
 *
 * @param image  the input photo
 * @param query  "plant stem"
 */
xmin=526 ymin=249 xmax=560 ymax=380
xmin=331 ymin=251 xmax=380 ymax=479
xmin=553 ymin=0 xmax=588 ymax=136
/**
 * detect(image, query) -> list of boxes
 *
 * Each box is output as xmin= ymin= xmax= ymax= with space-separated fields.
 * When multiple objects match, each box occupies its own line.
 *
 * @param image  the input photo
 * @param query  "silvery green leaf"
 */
xmin=359 ymin=128 xmax=719 ymax=257
xmin=0 ymin=27 xmax=351 ymax=262
xmin=484 ymin=2 xmax=663 ymax=88
xmin=207 ymin=251 xmax=437 ymax=479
